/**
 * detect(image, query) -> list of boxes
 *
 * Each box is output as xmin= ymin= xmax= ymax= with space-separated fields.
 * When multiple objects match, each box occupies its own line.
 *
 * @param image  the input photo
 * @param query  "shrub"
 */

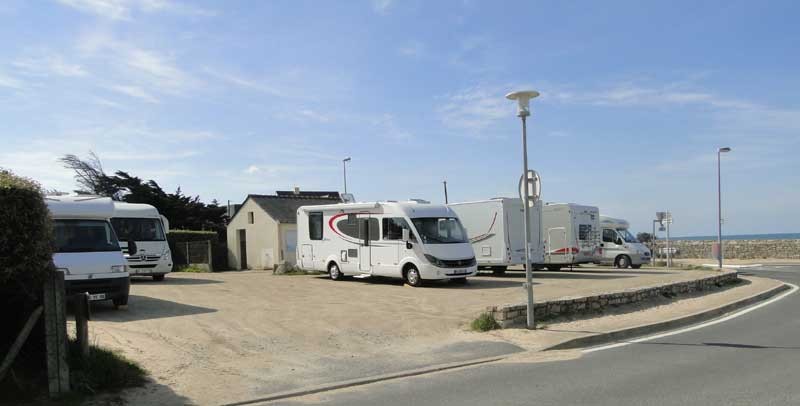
xmin=68 ymin=341 xmax=147 ymax=394
xmin=471 ymin=313 xmax=501 ymax=332
xmin=0 ymin=169 xmax=54 ymax=300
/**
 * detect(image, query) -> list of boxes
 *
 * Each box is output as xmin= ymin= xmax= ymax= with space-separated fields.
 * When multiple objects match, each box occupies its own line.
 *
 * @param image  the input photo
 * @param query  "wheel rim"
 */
xmin=619 ymin=257 xmax=628 ymax=268
xmin=407 ymin=269 xmax=419 ymax=285
xmin=330 ymin=264 xmax=340 ymax=279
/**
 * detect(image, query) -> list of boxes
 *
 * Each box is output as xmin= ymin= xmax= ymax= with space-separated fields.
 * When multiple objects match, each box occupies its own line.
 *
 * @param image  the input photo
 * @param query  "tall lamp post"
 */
xmin=506 ymin=90 xmax=539 ymax=330
xmin=342 ymin=157 xmax=351 ymax=195
xmin=717 ymin=147 xmax=731 ymax=269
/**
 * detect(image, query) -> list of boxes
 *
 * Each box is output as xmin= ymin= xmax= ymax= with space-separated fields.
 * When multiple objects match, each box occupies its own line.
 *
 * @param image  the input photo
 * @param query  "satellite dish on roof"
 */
xmin=341 ymin=193 xmax=355 ymax=203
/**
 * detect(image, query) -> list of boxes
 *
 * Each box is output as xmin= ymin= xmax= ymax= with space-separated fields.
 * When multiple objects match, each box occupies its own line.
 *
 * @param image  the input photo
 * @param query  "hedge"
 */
xmin=167 ymin=230 xmax=228 ymax=271
xmin=0 ymin=169 xmax=54 ymax=299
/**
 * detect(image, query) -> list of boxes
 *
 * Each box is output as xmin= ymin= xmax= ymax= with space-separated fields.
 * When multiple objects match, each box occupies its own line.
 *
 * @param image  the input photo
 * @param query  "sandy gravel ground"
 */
xmin=80 ymin=266 xmax=752 ymax=405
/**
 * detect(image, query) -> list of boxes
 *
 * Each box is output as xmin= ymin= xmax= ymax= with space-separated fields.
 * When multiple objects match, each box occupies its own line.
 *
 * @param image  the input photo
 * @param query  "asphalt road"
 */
xmin=278 ymin=265 xmax=800 ymax=406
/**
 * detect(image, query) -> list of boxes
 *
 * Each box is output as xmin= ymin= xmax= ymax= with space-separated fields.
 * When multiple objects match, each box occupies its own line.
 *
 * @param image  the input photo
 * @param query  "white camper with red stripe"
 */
xmin=541 ymin=203 xmax=601 ymax=271
xmin=296 ymin=201 xmax=477 ymax=287
xmin=448 ymin=198 xmax=544 ymax=274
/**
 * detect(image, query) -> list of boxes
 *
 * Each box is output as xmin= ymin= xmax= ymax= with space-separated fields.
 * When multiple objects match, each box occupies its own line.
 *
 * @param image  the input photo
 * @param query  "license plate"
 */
xmin=88 ymin=293 xmax=106 ymax=301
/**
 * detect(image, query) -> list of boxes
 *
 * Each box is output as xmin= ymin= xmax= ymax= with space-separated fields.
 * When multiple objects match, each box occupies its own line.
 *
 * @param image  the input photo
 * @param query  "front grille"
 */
xmin=440 ymin=257 xmax=477 ymax=268
xmin=127 ymin=254 xmax=161 ymax=262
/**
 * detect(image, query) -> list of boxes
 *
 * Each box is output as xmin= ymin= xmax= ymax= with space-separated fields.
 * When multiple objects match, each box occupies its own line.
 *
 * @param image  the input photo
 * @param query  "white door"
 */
xmin=546 ymin=227 xmax=568 ymax=264
xmin=358 ymin=217 xmax=375 ymax=273
xmin=283 ymin=229 xmax=297 ymax=265
xmin=372 ymin=217 xmax=406 ymax=277
xmin=300 ymin=244 xmax=313 ymax=269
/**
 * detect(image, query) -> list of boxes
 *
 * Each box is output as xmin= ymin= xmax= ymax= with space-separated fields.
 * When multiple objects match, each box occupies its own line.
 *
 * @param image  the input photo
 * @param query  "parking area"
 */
xmin=86 ymin=266 xmax=723 ymax=404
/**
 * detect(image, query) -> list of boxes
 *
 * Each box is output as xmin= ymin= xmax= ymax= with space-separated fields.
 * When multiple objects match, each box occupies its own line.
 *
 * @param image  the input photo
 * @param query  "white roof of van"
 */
xmin=600 ymin=215 xmax=629 ymax=229
xmin=112 ymin=202 xmax=161 ymax=218
xmin=298 ymin=201 xmax=458 ymax=218
xmin=45 ymin=195 xmax=115 ymax=219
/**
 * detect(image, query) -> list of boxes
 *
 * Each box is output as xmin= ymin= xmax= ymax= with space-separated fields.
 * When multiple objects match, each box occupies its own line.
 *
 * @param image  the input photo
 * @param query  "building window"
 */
xmin=248 ymin=211 xmax=254 ymax=224
xmin=309 ymin=212 xmax=323 ymax=240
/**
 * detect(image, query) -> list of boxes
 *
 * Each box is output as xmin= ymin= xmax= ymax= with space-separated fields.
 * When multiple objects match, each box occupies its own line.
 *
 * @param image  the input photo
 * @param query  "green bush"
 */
xmin=0 ymin=169 xmax=54 ymax=299
xmin=471 ymin=313 xmax=501 ymax=332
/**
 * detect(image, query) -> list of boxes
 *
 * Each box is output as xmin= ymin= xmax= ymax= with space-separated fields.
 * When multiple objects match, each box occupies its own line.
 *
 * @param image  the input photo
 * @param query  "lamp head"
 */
xmin=343 ymin=157 xmax=352 ymax=163
xmin=505 ymin=90 xmax=540 ymax=117
xmin=718 ymin=147 xmax=731 ymax=153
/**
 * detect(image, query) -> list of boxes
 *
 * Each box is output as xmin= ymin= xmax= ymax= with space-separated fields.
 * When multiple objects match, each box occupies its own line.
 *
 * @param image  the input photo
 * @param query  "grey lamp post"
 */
xmin=717 ymin=147 xmax=731 ymax=269
xmin=506 ymin=90 xmax=540 ymax=330
xmin=343 ymin=157 xmax=351 ymax=195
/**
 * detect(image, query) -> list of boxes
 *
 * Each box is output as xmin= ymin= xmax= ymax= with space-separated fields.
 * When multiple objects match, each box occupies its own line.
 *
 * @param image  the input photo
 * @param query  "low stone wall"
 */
xmin=665 ymin=239 xmax=800 ymax=259
xmin=485 ymin=271 xmax=739 ymax=328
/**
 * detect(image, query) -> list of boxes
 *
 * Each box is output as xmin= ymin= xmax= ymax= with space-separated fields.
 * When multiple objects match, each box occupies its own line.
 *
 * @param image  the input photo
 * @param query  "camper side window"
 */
xmin=309 ymin=213 xmax=323 ymax=240
xmin=578 ymin=224 xmax=593 ymax=240
xmin=602 ymin=229 xmax=617 ymax=243
xmin=382 ymin=217 xmax=411 ymax=240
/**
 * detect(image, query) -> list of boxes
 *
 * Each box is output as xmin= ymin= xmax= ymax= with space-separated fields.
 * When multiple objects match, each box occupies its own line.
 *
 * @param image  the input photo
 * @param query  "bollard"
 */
xmin=74 ymin=292 xmax=91 ymax=359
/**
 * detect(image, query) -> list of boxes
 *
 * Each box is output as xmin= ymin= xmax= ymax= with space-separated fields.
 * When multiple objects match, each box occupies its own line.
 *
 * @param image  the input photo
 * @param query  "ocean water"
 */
xmin=674 ymin=233 xmax=800 ymax=241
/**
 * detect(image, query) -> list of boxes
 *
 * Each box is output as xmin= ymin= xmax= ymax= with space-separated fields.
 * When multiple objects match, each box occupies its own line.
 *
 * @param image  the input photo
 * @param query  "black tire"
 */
xmin=113 ymin=295 xmax=128 ymax=309
xmin=152 ymin=274 xmax=165 ymax=281
xmin=546 ymin=265 xmax=562 ymax=272
xmin=492 ymin=266 xmax=507 ymax=275
xmin=405 ymin=266 xmax=423 ymax=287
xmin=616 ymin=255 xmax=631 ymax=269
xmin=631 ymin=264 xmax=642 ymax=269
xmin=532 ymin=264 xmax=544 ymax=271
xmin=451 ymin=277 xmax=468 ymax=284
xmin=328 ymin=262 xmax=344 ymax=280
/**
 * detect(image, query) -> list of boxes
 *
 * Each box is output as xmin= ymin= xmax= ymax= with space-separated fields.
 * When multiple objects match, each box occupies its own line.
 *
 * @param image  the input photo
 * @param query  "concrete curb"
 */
xmin=545 ymin=282 xmax=791 ymax=351
xmin=223 ymin=279 xmax=788 ymax=405
xmin=221 ymin=354 xmax=508 ymax=406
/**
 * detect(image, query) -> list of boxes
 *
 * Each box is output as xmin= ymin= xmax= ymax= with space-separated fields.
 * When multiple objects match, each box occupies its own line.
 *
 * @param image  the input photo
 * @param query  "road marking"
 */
xmin=701 ymin=264 xmax=763 ymax=268
xmin=583 ymin=282 xmax=799 ymax=353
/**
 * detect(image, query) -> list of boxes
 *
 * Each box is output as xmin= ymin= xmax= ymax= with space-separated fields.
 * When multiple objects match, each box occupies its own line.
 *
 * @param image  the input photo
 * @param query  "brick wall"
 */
xmin=662 ymin=239 xmax=800 ymax=259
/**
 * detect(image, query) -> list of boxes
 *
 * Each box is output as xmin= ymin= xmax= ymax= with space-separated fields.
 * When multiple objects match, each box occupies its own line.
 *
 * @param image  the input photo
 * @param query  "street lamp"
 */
xmin=717 ymin=147 xmax=731 ymax=269
xmin=506 ymin=89 xmax=539 ymax=330
xmin=342 ymin=157 xmax=351 ymax=195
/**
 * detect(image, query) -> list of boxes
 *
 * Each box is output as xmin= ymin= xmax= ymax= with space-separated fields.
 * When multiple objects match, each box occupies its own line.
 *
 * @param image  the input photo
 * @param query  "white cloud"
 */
xmin=0 ymin=72 xmax=24 ymax=89
xmin=437 ymin=84 xmax=518 ymax=134
xmin=108 ymin=84 xmax=160 ymax=103
xmin=202 ymin=67 xmax=284 ymax=97
xmin=56 ymin=0 xmax=216 ymax=20
xmin=372 ymin=0 xmax=393 ymax=14
xmin=13 ymin=53 xmax=88 ymax=77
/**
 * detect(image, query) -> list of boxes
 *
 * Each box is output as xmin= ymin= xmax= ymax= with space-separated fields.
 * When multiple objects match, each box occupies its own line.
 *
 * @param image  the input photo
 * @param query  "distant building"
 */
xmin=226 ymin=191 xmax=341 ymax=270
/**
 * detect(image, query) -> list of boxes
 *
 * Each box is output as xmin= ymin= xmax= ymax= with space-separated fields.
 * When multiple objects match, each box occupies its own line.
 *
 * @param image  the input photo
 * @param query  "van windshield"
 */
xmin=617 ymin=229 xmax=638 ymax=243
xmin=111 ymin=218 xmax=166 ymax=241
xmin=54 ymin=220 xmax=121 ymax=253
xmin=411 ymin=217 xmax=468 ymax=244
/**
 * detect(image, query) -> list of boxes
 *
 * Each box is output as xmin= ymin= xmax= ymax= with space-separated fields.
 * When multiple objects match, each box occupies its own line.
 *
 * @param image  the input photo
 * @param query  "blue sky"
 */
xmin=1 ymin=0 xmax=798 ymax=236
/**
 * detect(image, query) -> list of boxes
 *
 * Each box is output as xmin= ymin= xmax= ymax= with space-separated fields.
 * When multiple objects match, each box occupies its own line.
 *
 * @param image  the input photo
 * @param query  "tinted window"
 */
xmin=111 ymin=218 xmax=166 ymax=241
xmin=578 ymin=224 xmax=593 ymax=240
xmin=54 ymin=220 xmax=121 ymax=253
xmin=360 ymin=218 xmax=379 ymax=242
xmin=309 ymin=212 xmax=323 ymax=240
xmin=336 ymin=218 xmax=360 ymax=238
xmin=382 ymin=217 xmax=411 ymax=240
xmin=411 ymin=217 xmax=468 ymax=244
xmin=603 ymin=229 xmax=617 ymax=243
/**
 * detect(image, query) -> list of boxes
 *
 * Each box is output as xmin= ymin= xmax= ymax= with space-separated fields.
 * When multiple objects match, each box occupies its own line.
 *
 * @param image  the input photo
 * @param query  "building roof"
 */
xmin=244 ymin=194 xmax=341 ymax=224
xmin=275 ymin=190 xmax=341 ymax=199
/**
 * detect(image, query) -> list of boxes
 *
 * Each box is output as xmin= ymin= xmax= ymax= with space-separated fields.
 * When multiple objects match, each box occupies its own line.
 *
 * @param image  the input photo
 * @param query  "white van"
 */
xmin=448 ymin=197 xmax=544 ymax=274
xmin=541 ymin=203 xmax=600 ymax=271
xmin=296 ymin=201 xmax=477 ymax=286
xmin=596 ymin=215 xmax=651 ymax=268
xmin=111 ymin=202 xmax=173 ymax=281
xmin=46 ymin=195 xmax=130 ymax=308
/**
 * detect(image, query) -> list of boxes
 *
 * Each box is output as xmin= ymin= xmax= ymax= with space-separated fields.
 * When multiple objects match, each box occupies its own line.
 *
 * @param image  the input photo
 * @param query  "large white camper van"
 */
xmin=596 ymin=215 xmax=651 ymax=268
xmin=448 ymin=198 xmax=544 ymax=274
xmin=111 ymin=202 xmax=173 ymax=280
xmin=296 ymin=201 xmax=477 ymax=286
xmin=541 ymin=203 xmax=600 ymax=271
xmin=46 ymin=195 xmax=130 ymax=308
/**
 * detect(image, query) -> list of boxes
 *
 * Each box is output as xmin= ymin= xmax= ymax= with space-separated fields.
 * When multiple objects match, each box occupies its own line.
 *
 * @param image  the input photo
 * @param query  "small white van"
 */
xmin=46 ymin=195 xmax=130 ymax=308
xmin=596 ymin=215 xmax=651 ymax=268
xmin=448 ymin=197 xmax=544 ymax=274
xmin=111 ymin=202 xmax=173 ymax=281
xmin=296 ymin=201 xmax=477 ymax=286
xmin=541 ymin=203 xmax=601 ymax=271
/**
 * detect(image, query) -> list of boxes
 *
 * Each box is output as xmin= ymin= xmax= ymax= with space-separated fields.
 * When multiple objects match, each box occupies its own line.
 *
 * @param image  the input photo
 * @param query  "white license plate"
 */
xmin=88 ymin=293 xmax=106 ymax=301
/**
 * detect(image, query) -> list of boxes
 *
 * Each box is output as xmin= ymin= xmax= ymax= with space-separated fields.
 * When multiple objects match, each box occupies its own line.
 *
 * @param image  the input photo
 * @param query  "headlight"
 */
xmin=56 ymin=267 xmax=70 ymax=275
xmin=424 ymin=254 xmax=446 ymax=267
xmin=111 ymin=265 xmax=126 ymax=273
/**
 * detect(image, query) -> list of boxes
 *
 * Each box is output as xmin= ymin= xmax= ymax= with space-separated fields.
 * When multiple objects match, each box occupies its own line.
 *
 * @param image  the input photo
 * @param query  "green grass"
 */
xmin=174 ymin=264 xmax=209 ymax=273
xmin=470 ymin=313 xmax=500 ymax=332
xmin=68 ymin=341 xmax=148 ymax=395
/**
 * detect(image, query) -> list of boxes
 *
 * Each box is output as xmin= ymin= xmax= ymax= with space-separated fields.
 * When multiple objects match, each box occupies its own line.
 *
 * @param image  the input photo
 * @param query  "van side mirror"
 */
xmin=616 ymin=238 xmax=623 ymax=245
xmin=127 ymin=240 xmax=137 ymax=256
xmin=402 ymin=228 xmax=412 ymax=249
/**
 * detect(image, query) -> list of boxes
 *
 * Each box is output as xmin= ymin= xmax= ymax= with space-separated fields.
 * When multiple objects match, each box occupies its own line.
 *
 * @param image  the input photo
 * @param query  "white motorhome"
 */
xmin=111 ymin=202 xmax=173 ymax=280
xmin=541 ymin=203 xmax=600 ymax=271
xmin=596 ymin=215 xmax=651 ymax=268
xmin=46 ymin=195 xmax=130 ymax=308
xmin=296 ymin=201 xmax=477 ymax=286
xmin=448 ymin=197 xmax=544 ymax=274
